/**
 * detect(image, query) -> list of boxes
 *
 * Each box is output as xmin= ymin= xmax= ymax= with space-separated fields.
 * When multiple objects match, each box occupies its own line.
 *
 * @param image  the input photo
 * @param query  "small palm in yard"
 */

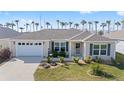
xmin=59 ymin=56 xmax=64 ymax=63
xmin=73 ymin=57 xmax=79 ymax=63
xmin=90 ymin=63 xmax=114 ymax=79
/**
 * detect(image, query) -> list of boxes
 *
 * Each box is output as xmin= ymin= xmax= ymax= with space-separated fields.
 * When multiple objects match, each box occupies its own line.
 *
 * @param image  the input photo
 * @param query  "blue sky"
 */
xmin=0 ymin=11 xmax=124 ymax=31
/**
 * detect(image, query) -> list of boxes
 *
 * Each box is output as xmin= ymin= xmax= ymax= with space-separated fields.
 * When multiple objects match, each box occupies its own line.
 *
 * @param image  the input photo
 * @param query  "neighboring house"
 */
xmin=105 ymin=30 xmax=124 ymax=54
xmin=0 ymin=27 xmax=21 ymax=49
xmin=2 ymin=29 xmax=115 ymax=60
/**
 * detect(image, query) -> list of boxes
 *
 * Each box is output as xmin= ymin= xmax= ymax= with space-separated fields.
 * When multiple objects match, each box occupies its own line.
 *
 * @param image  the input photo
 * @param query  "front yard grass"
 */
xmin=34 ymin=63 xmax=124 ymax=81
xmin=34 ymin=52 xmax=124 ymax=81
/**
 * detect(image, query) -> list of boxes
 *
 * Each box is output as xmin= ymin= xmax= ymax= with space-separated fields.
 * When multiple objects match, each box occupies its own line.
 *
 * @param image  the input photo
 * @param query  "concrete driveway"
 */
xmin=0 ymin=57 xmax=41 ymax=81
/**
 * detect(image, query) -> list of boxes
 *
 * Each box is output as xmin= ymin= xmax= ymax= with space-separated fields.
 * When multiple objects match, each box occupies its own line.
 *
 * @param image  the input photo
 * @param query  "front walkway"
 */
xmin=0 ymin=57 xmax=41 ymax=81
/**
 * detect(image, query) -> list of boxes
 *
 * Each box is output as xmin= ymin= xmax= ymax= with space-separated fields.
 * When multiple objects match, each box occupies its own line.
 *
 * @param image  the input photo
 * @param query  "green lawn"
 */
xmin=34 ymin=52 xmax=124 ymax=81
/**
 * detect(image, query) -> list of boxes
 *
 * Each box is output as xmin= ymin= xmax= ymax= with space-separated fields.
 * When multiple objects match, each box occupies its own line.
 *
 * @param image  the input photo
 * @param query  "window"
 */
xmin=35 ymin=43 xmax=38 ymax=45
xmin=39 ymin=43 xmax=41 ymax=45
xmin=54 ymin=42 xmax=59 ymax=51
xmin=22 ymin=43 xmax=25 ymax=45
xmin=30 ymin=43 xmax=33 ymax=45
xmin=26 ymin=43 xmax=29 ymax=45
xmin=61 ymin=42 xmax=66 ymax=51
xmin=76 ymin=43 xmax=80 ymax=48
xmin=54 ymin=42 xmax=66 ymax=52
xmin=18 ymin=43 xmax=21 ymax=45
xmin=100 ymin=45 xmax=107 ymax=55
xmin=93 ymin=44 xmax=99 ymax=55
xmin=92 ymin=44 xmax=107 ymax=56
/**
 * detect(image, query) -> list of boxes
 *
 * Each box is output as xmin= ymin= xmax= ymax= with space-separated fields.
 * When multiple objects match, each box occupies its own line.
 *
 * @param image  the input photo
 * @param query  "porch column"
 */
xmin=69 ymin=41 xmax=71 ymax=58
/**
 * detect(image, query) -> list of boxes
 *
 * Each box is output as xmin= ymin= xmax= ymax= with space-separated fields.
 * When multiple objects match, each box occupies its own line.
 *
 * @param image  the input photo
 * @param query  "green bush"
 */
xmin=58 ymin=51 xmax=66 ymax=57
xmin=0 ymin=48 xmax=11 ymax=63
xmin=59 ymin=56 xmax=64 ymax=63
xmin=95 ymin=56 xmax=102 ymax=63
xmin=91 ymin=63 xmax=114 ymax=78
xmin=47 ymin=56 xmax=52 ymax=63
xmin=91 ymin=63 xmax=103 ymax=76
xmin=52 ymin=51 xmax=58 ymax=57
xmin=111 ymin=57 xmax=117 ymax=65
xmin=84 ymin=56 xmax=92 ymax=63
xmin=73 ymin=57 xmax=80 ymax=63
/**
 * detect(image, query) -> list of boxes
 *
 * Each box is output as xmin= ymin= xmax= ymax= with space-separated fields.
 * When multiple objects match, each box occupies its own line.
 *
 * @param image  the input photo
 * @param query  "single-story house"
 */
xmin=0 ymin=29 xmax=116 ymax=60
xmin=105 ymin=30 xmax=124 ymax=54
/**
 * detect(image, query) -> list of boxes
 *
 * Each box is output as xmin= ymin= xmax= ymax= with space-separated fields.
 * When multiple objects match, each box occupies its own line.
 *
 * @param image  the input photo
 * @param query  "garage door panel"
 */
xmin=16 ymin=42 xmax=43 ymax=57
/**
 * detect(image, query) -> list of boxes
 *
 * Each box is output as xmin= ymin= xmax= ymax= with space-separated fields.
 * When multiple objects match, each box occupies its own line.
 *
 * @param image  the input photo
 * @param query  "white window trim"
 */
xmin=92 ymin=44 xmax=108 ymax=56
xmin=54 ymin=42 xmax=66 ymax=52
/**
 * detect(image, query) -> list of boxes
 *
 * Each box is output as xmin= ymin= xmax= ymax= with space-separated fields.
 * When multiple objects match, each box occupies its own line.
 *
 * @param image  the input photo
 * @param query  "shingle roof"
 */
xmin=12 ymin=29 xmax=83 ymax=40
xmin=85 ymin=34 xmax=115 ymax=41
xmin=105 ymin=30 xmax=124 ymax=40
xmin=70 ymin=31 xmax=92 ymax=40
xmin=11 ymin=29 xmax=115 ymax=42
xmin=0 ymin=27 xmax=21 ymax=39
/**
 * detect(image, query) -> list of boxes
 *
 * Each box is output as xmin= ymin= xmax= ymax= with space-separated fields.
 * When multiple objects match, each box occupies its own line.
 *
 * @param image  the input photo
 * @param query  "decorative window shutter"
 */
xmin=107 ymin=44 xmax=111 ymax=56
xmin=90 ymin=44 xmax=93 ymax=55
xmin=52 ymin=41 xmax=54 ymax=51
xmin=66 ymin=42 xmax=68 ymax=51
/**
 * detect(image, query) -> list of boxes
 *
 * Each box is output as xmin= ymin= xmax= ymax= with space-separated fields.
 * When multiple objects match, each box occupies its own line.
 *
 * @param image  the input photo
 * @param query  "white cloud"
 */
xmin=117 ymin=11 xmax=124 ymax=16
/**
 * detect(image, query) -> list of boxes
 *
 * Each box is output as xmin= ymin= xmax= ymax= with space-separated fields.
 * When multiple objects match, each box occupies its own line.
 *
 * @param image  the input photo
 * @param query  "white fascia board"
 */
xmin=82 ymin=34 xmax=95 ymax=42
xmin=68 ymin=31 xmax=85 ymax=40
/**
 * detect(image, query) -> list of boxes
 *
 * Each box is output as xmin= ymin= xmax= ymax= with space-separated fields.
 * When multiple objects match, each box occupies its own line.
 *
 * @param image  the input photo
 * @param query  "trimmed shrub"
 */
xmin=73 ymin=57 xmax=79 ymax=63
xmin=47 ymin=56 xmax=52 ymax=63
xmin=58 ymin=51 xmax=66 ymax=57
xmin=84 ymin=56 xmax=92 ymax=63
xmin=59 ymin=56 xmax=64 ymax=63
xmin=111 ymin=57 xmax=117 ymax=65
xmin=95 ymin=56 xmax=102 ymax=63
xmin=52 ymin=51 xmax=58 ymax=57
xmin=0 ymin=48 xmax=11 ymax=62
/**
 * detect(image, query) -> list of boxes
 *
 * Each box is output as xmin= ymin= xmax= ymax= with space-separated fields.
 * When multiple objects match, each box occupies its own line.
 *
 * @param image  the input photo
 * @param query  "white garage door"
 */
xmin=116 ymin=41 xmax=124 ymax=54
xmin=16 ymin=42 xmax=43 ymax=57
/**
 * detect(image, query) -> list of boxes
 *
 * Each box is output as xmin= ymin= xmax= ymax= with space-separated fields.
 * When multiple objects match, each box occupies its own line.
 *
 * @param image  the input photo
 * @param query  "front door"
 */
xmin=76 ymin=43 xmax=80 ymax=55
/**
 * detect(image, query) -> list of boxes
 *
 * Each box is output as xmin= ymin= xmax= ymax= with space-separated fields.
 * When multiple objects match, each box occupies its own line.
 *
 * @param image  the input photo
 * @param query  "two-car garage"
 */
xmin=16 ymin=41 xmax=43 ymax=57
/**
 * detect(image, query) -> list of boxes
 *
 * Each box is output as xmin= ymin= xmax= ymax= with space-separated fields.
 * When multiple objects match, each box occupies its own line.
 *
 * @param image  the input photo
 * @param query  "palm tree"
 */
xmin=100 ymin=23 xmax=106 ymax=34
xmin=15 ymin=20 xmax=19 ymax=31
xmin=121 ymin=20 xmax=124 ymax=30
xmin=35 ymin=23 xmax=39 ymax=31
xmin=60 ymin=22 xmax=65 ymax=29
xmin=88 ymin=21 xmax=92 ymax=31
xmin=10 ymin=23 xmax=16 ymax=30
xmin=31 ymin=21 xmax=35 ymax=31
xmin=5 ymin=22 xmax=11 ymax=28
xmin=46 ymin=22 xmax=51 ymax=29
xmin=74 ymin=23 xmax=79 ymax=29
xmin=106 ymin=20 xmax=111 ymax=33
xmin=56 ymin=20 xmax=60 ymax=29
xmin=26 ymin=23 xmax=29 ymax=32
xmin=64 ymin=22 xmax=68 ymax=29
xmin=115 ymin=21 xmax=121 ymax=31
xmin=19 ymin=27 xmax=24 ymax=33
xmin=94 ymin=21 xmax=99 ymax=33
xmin=81 ymin=20 xmax=87 ymax=31
xmin=0 ymin=24 xmax=3 ymax=27
xmin=69 ymin=22 xmax=73 ymax=29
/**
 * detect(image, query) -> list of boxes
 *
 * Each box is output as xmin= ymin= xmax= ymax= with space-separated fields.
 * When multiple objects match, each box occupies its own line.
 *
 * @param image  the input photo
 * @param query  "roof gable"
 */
xmin=85 ymin=34 xmax=115 ymax=42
